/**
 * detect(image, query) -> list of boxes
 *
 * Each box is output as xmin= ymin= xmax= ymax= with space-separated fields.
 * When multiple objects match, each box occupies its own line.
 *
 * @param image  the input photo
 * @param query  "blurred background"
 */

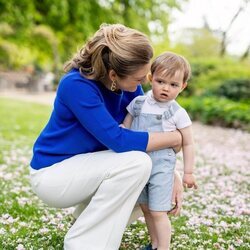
xmin=0 ymin=2 xmax=249 ymax=249
xmin=0 ymin=0 xmax=249 ymax=130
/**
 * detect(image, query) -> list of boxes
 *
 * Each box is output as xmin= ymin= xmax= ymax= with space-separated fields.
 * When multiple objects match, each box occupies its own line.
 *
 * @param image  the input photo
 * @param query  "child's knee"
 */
xmin=140 ymin=203 xmax=151 ymax=215
xmin=150 ymin=210 xmax=168 ymax=220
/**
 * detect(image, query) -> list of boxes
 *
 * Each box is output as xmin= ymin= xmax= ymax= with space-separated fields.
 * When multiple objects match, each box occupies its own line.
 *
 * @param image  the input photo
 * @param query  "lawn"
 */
xmin=0 ymin=98 xmax=249 ymax=250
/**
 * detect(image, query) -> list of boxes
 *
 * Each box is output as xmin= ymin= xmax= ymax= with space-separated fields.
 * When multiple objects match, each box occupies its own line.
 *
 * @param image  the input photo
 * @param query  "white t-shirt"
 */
xmin=127 ymin=90 xmax=192 ymax=132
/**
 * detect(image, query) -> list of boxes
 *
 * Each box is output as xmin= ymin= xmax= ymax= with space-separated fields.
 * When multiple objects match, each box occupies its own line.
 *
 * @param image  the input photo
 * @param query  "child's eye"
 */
xmin=171 ymin=83 xmax=178 ymax=87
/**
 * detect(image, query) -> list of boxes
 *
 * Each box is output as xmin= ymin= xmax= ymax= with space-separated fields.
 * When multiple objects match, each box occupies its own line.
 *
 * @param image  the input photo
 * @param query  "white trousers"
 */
xmin=30 ymin=150 xmax=152 ymax=250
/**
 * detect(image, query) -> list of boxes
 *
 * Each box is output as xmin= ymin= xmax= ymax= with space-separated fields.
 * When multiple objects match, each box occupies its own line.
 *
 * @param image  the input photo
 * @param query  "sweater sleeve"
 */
xmin=58 ymin=78 xmax=149 ymax=153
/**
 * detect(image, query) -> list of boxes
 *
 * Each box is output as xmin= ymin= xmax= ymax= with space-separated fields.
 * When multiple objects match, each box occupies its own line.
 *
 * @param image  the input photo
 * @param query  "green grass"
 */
xmin=0 ymin=98 xmax=69 ymax=249
xmin=0 ymin=98 xmax=249 ymax=250
xmin=0 ymin=98 xmax=52 ymax=150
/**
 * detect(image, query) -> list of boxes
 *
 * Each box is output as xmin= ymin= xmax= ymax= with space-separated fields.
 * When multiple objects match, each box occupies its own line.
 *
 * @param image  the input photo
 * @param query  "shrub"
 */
xmin=189 ymin=59 xmax=250 ymax=96
xmin=178 ymin=96 xmax=250 ymax=131
xmin=191 ymin=61 xmax=217 ymax=78
xmin=215 ymin=79 xmax=250 ymax=101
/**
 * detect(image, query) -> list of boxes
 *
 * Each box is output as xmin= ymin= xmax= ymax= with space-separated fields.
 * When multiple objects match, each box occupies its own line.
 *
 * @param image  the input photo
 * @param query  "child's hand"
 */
xmin=119 ymin=123 xmax=126 ymax=128
xmin=183 ymin=173 xmax=198 ymax=189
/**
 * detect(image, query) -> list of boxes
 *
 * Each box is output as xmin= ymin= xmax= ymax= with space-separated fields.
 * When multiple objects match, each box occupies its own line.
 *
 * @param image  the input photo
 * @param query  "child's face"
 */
xmin=150 ymin=70 xmax=187 ymax=102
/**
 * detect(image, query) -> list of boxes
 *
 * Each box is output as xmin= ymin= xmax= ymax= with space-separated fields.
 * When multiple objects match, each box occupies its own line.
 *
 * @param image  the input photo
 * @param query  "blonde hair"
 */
xmin=151 ymin=52 xmax=191 ymax=83
xmin=64 ymin=23 xmax=153 ymax=81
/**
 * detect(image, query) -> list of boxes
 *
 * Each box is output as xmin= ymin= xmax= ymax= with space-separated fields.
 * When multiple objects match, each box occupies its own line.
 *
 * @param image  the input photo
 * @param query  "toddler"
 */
xmin=123 ymin=52 xmax=198 ymax=250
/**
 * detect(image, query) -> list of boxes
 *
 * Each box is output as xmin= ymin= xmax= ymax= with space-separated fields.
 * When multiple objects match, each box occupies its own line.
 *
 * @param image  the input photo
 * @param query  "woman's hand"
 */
xmin=168 ymin=171 xmax=183 ymax=216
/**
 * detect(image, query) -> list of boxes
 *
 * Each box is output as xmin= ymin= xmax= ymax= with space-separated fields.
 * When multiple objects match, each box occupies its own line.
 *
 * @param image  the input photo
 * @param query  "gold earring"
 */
xmin=111 ymin=80 xmax=116 ymax=91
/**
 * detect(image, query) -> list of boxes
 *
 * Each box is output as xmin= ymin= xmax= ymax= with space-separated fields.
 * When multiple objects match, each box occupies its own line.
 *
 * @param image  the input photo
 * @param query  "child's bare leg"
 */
xmin=140 ymin=204 xmax=158 ymax=249
xmin=150 ymin=211 xmax=171 ymax=250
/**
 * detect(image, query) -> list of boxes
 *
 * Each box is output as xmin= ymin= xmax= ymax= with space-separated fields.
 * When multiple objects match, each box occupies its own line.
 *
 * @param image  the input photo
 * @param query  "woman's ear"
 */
xmin=108 ymin=69 xmax=117 ymax=81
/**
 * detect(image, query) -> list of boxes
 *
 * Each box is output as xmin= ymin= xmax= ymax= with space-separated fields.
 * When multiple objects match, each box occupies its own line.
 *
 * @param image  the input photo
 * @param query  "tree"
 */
xmin=168 ymin=27 xmax=221 ymax=59
xmin=218 ymin=5 xmax=244 ymax=57
xmin=0 ymin=0 xmax=186 ymax=70
xmin=202 ymin=0 xmax=249 ymax=57
xmin=108 ymin=0 xmax=182 ymax=36
xmin=32 ymin=25 xmax=60 ymax=80
xmin=240 ymin=44 xmax=250 ymax=61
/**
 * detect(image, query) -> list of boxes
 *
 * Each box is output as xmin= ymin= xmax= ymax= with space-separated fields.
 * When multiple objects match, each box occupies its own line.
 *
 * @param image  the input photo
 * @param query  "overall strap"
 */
xmin=163 ymin=101 xmax=181 ymax=120
xmin=133 ymin=96 xmax=147 ymax=117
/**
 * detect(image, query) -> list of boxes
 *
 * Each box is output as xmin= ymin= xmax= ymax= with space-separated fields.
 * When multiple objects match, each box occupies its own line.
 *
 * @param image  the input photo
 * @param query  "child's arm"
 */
xmin=121 ymin=113 xmax=133 ymax=128
xmin=179 ymin=126 xmax=198 ymax=189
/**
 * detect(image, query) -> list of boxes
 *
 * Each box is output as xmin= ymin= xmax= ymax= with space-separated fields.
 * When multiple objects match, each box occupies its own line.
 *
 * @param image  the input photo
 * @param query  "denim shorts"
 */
xmin=138 ymin=148 xmax=176 ymax=211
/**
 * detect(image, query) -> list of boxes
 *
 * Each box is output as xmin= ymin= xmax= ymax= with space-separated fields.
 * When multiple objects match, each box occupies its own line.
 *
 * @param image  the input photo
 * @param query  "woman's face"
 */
xmin=115 ymin=63 xmax=151 ymax=92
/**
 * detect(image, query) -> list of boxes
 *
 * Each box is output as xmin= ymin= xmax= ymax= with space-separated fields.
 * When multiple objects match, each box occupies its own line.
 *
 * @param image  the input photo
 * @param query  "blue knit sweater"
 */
xmin=30 ymin=69 xmax=149 ymax=169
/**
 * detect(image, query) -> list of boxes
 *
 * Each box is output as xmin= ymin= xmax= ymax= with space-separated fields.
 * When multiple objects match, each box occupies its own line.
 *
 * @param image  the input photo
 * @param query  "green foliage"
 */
xmin=188 ymin=58 xmax=250 ymax=96
xmin=34 ymin=0 xmax=69 ymax=30
xmin=215 ymin=79 xmax=250 ymax=101
xmin=0 ymin=0 xmax=36 ymax=28
xmin=0 ymin=0 xmax=182 ymax=71
xmin=191 ymin=59 xmax=217 ymax=78
xmin=0 ymin=40 xmax=21 ymax=69
xmin=179 ymin=96 xmax=250 ymax=131
xmin=1 ymin=1 xmax=249 ymax=132
xmin=0 ymin=22 xmax=14 ymax=36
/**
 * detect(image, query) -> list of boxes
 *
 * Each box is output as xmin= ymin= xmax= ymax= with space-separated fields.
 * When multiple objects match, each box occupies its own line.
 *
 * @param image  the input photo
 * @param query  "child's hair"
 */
xmin=151 ymin=52 xmax=191 ymax=83
xmin=64 ymin=23 xmax=153 ymax=81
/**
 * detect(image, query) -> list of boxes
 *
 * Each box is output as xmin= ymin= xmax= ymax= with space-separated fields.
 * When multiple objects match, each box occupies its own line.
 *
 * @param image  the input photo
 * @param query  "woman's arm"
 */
xmin=122 ymin=112 xmax=182 ymax=152
xmin=146 ymin=130 xmax=182 ymax=152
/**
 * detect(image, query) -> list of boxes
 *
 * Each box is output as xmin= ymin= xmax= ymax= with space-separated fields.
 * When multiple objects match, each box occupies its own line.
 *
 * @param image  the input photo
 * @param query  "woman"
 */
xmin=30 ymin=23 xmax=183 ymax=250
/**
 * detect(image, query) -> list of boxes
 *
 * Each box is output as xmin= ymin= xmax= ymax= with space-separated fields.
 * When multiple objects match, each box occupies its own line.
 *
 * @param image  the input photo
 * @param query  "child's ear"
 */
xmin=147 ymin=73 xmax=152 ymax=82
xmin=181 ymin=82 xmax=188 ymax=91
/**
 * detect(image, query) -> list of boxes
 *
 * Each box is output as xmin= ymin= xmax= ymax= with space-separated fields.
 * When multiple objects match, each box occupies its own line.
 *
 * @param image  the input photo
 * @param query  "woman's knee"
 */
xmin=129 ymin=151 xmax=152 ymax=178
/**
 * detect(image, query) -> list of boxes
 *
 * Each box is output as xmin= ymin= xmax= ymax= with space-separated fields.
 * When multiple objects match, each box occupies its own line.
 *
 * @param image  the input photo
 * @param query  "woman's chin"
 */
xmin=125 ymin=87 xmax=137 ymax=92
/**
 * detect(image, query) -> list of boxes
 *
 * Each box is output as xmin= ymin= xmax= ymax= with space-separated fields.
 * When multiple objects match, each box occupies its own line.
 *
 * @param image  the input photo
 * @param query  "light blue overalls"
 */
xmin=131 ymin=96 xmax=180 ymax=211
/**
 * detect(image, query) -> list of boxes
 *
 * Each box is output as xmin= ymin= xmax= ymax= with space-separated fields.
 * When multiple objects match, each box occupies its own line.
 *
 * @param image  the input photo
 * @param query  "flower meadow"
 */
xmin=0 ymin=98 xmax=249 ymax=250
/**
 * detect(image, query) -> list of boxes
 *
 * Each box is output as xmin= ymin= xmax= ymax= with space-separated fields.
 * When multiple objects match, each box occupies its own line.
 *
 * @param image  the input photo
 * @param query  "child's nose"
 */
xmin=163 ymin=84 xmax=169 ymax=91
